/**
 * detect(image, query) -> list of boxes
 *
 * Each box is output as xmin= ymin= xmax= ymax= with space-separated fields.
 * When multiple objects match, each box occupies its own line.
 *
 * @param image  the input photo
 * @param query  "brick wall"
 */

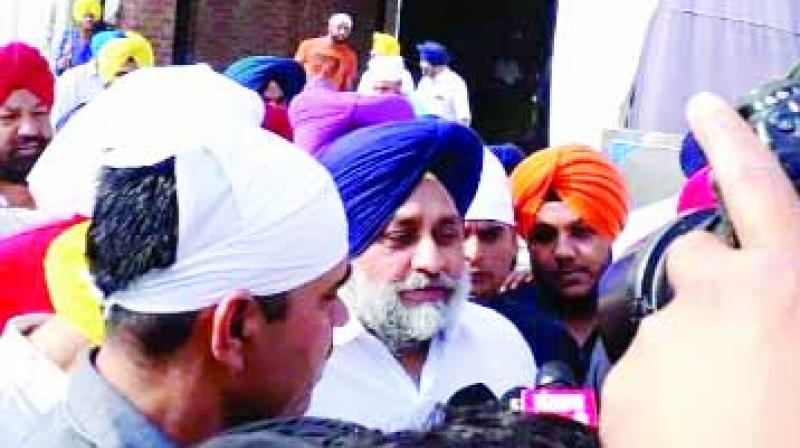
xmin=119 ymin=0 xmax=177 ymax=65
xmin=190 ymin=0 xmax=381 ymax=70
xmin=120 ymin=0 xmax=383 ymax=71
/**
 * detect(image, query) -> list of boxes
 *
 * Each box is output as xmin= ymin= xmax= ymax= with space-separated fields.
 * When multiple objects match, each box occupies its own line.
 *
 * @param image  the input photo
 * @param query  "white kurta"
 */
xmin=0 ymin=314 xmax=68 ymax=446
xmin=307 ymin=302 xmax=537 ymax=431
xmin=413 ymin=67 xmax=471 ymax=125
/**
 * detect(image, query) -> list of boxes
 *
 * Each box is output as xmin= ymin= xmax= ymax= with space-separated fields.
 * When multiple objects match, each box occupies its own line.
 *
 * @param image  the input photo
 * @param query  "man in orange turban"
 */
xmin=493 ymin=145 xmax=628 ymax=393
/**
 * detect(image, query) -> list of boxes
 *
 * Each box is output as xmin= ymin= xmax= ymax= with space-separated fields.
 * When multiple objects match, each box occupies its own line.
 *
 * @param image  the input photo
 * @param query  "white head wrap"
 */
xmin=366 ymin=55 xmax=406 ymax=83
xmin=28 ymin=65 xmax=348 ymax=313
xmin=465 ymin=149 xmax=515 ymax=226
xmin=29 ymin=64 xmax=265 ymax=217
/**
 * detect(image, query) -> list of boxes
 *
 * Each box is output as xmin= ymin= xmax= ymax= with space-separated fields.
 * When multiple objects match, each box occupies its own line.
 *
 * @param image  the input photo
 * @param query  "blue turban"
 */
xmin=90 ymin=30 xmax=125 ymax=59
xmin=224 ymin=56 xmax=306 ymax=102
xmin=417 ymin=41 xmax=450 ymax=66
xmin=320 ymin=119 xmax=484 ymax=257
xmin=679 ymin=132 xmax=708 ymax=178
xmin=488 ymin=143 xmax=525 ymax=175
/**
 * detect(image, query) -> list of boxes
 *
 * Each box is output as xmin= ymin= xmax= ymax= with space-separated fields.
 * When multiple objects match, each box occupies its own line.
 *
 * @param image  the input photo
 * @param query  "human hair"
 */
xmin=89 ymin=157 xmax=290 ymax=356
xmin=87 ymin=157 xmax=179 ymax=297
xmin=365 ymin=407 xmax=599 ymax=448
xmin=197 ymin=408 xmax=598 ymax=448
xmin=105 ymin=294 xmax=290 ymax=358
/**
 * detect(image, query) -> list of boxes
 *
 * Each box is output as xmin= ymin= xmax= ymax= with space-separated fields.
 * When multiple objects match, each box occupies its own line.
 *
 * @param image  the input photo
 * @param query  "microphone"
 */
xmin=503 ymin=362 xmax=599 ymax=428
xmin=500 ymin=386 xmax=528 ymax=409
xmin=446 ymin=383 xmax=499 ymax=408
xmin=535 ymin=360 xmax=578 ymax=388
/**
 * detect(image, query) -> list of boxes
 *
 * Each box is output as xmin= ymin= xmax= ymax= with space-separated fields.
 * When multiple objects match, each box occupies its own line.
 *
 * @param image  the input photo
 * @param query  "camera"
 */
xmin=598 ymin=71 xmax=800 ymax=361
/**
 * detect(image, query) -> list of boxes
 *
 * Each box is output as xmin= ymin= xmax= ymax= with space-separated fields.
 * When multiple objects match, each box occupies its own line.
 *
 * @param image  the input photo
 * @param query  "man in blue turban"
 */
xmin=224 ymin=56 xmax=306 ymax=140
xmin=413 ymin=41 xmax=471 ymax=126
xmin=224 ymin=56 xmax=305 ymax=104
xmin=306 ymin=119 xmax=537 ymax=431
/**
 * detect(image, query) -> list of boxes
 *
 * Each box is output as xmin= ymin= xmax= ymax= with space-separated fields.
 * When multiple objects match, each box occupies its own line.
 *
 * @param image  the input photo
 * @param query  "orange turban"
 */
xmin=511 ymin=145 xmax=629 ymax=240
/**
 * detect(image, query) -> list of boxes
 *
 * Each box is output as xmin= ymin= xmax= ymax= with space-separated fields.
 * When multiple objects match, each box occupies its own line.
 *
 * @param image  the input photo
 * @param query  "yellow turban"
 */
xmin=44 ymin=221 xmax=105 ymax=344
xmin=72 ymin=0 xmax=102 ymax=24
xmin=372 ymin=32 xmax=401 ymax=57
xmin=97 ymin=33 xmax=155 ymax=84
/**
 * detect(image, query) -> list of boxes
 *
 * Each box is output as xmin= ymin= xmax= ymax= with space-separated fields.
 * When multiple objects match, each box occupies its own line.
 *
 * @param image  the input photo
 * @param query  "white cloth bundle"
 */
xmin=29 ymin=65 xmax=348 ymax=313
xmin=28 ymin=64 xmax=265 ymax=218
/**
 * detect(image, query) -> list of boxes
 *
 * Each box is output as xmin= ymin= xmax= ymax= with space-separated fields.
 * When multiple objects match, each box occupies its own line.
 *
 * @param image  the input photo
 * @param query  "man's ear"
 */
xmin=210 ymin=290 xmax=260 ymax=373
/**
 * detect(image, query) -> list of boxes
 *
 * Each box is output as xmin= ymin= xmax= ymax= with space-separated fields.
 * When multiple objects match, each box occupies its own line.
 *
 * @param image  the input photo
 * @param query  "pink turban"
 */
xmin=677 ymin=166 xmax=717 ymax=213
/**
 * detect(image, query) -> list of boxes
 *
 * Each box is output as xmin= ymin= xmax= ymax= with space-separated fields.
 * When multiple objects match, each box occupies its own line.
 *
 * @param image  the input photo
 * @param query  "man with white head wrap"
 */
xmin=30 ymin=65 xmax=351 ymax=447
xmin=357 ymin=55 xmax=412 ymax=96
xmin=306 ymin=119 xmax=536 ymax=431
xmin=357 ymin=33 xmax=415 ymax=96
xmin=464 ymin=149 xmax=524 ymax=300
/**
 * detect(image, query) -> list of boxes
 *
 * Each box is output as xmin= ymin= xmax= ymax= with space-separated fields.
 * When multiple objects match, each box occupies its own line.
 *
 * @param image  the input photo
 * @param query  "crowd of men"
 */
xmin=2 ymin=4 xmax=800 ymax=448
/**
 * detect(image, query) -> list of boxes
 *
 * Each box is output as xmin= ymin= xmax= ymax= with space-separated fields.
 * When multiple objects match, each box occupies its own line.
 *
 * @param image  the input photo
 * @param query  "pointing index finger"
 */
xmin=687 ymin=93 xmax=800 ymax=251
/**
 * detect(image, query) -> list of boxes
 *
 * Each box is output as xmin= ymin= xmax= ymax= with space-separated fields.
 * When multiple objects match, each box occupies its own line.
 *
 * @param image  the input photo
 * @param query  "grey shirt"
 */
xmin=25 ymin=348 xmax=177 ymax=448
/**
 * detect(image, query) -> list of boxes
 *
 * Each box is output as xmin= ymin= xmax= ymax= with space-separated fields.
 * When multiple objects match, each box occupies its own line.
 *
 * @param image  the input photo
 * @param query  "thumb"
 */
xmin=666 ymin=230 xmax=731 ymax=298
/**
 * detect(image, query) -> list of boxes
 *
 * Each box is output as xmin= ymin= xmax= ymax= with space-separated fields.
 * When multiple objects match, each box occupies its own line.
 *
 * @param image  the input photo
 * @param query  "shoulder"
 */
xmin=304 ymin=37 xmax=327 ymax=48
xmin=295 ymin=38 xmax=315 ymax=54
xmin=450 ymin=302 xmax=538 ymax=385
xmin=455 ymin=302 xmax=530 ymax=348
xmin=488 ymin=284 xmax=539 ymax=316
xmin=23 ymin=404 xmax=91 ymax=447
xmin=444 ymin=69 xmax=468 ymax=87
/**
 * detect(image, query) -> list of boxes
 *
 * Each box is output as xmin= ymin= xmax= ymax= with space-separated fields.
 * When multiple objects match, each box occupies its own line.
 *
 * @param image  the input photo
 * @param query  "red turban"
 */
xmin=0 ymin=42 xmax=55 ymax=107
xmin=511 ymin=145 xmax=629 ymax=240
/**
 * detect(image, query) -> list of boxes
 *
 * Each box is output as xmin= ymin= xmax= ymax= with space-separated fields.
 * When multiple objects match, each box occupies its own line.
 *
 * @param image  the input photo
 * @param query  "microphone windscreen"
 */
xmin=446 ymin=383 xmax=498 ymax=408
xmin=500 ymin=385 xmax=528 ymax=408
xmin=536 ymin=361 xmax=578 ymax=388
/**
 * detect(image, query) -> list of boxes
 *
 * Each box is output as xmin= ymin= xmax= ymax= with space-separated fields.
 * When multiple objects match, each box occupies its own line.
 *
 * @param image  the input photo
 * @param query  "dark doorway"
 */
xmin=173 ymin=0 xmax=198 ymax=64
xmin=398 ymin=0 xmax=556 ymax=151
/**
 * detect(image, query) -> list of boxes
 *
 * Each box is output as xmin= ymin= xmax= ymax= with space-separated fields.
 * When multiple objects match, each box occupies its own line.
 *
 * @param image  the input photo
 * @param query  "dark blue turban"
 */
xmin=224 ymin=56 xmax=306 ymax=102
xmin=417 ymin=41 xmax=450 ymax=66
xmin=320 ymin=119 xmax=484 ymax=257
xmin=488 ymin=143 xmax=525 ymax=175
xmin=679 ymin=132 xmax=708 ymax=178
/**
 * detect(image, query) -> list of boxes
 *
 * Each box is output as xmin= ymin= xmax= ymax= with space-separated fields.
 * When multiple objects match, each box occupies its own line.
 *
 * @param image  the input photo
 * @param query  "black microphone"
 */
xmin=500 ymin=361 xmax=579 ymax=410
xmin=500 ymin=386 xmax=528 ymax=409
xmin=535 ymin=361 xmax=578 ymax=388
xmin=446 ymin=383 xmax=499 ymax=408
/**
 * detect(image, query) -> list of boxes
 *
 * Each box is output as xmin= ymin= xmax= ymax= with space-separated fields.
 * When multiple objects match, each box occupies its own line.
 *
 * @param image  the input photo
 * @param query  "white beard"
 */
xmin=339 ymin=267 xmax=470 ymax=353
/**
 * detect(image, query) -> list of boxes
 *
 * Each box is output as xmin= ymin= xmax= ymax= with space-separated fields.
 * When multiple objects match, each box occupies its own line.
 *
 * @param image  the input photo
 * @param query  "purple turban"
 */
xmin=320 ymin=119 xmax=484 ymax=257
xmin=288 ymin=87 xmax=415 ymax=157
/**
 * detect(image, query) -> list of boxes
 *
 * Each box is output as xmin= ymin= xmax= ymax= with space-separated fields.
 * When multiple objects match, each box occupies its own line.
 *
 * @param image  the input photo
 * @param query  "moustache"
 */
xmin=395 ymin=272 xmax=458 ymax=293
xmin=11 ymin=136 xmax=48 ymax=156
